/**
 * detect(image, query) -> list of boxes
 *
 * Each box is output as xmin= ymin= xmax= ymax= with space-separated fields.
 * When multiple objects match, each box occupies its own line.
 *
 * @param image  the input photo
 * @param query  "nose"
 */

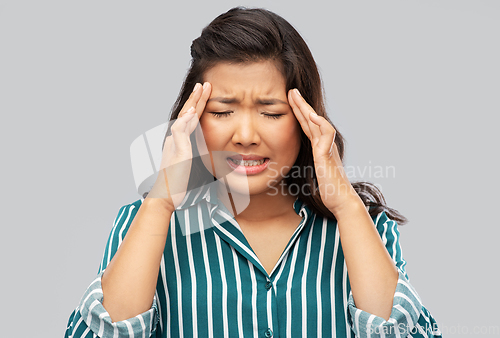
xmin=231 ymin=114 xmax=260 ymax=147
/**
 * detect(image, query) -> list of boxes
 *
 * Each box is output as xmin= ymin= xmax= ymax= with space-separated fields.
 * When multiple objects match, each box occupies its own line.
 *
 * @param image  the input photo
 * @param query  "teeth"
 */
xmin=229 ymin=158 xmax=266 ymax=166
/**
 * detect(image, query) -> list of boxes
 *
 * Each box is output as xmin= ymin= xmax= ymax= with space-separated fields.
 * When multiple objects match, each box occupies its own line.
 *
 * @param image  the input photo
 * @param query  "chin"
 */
xmin=223 ymin=174 xmax=281 ymax=198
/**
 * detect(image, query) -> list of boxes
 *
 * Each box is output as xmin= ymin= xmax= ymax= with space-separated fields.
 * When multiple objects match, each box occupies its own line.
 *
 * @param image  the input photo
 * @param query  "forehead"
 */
xmin=203 ymin=60 xmax=286 ymax=92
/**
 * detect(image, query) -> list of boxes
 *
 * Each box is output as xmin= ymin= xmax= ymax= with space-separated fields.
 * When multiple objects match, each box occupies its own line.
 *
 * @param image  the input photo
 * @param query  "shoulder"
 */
xmin=114 ymin=199 xmax=142 ymax=221
xmin=372 ymin=209 xmax=392 ymax=227
xmin=371 ymin=210 xmax=400 ymax=233
xmin=98 ymin=199 xmax=143 ymax=273
xmin=110 ymin=199 xmax=143 ymax=236
xmin=121 ymin=198 xmax=143 ymax=211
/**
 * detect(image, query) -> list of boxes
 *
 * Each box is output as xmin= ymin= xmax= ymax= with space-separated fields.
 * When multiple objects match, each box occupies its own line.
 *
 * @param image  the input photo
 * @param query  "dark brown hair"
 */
xmin=166 ymin=7 xmax=407 ymax=224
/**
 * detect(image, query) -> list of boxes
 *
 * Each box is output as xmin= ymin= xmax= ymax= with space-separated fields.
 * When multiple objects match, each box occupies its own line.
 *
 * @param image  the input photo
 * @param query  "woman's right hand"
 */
xmin=100 ymin=82 xmax=211 ymax=322
xmin=148 ymin=82 xmax=212 ymax=211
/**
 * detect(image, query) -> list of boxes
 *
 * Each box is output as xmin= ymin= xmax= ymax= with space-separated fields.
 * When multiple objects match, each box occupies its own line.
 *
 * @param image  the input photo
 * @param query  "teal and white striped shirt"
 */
xmin=65 ymin=182 xmax=442 ymax=338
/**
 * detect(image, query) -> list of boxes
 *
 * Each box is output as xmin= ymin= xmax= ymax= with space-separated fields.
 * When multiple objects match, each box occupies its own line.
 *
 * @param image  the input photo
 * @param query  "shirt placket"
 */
xmin=209 ymin=200 xmax=311 ymax=338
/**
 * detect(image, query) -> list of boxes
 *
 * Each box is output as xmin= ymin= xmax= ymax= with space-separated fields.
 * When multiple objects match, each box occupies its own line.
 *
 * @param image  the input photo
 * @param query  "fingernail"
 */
xmin=295 ymin=89 xmax=302 ymax=97
xmin=187 ymin=107 xmax=195 ymax=114
xmin=193 ymin=83 xmax=201 ymax=92
xmin=203 ymin=82 xmax=209 ymax=90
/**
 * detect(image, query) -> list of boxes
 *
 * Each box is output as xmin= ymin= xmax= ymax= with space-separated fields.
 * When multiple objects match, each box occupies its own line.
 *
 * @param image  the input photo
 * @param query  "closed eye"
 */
xmin=263 ymin=113 xmax=284 ymax=120
xmin=209 ymin=111 xmax=232 ymax=118
xmin=209 ymin=111 xmax=284 ymax=120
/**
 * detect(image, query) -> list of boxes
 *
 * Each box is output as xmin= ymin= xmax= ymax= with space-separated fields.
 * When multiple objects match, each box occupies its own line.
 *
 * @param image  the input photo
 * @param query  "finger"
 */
xmin=185 ymin=82 xmax=211 ymax=133
xmin=309 ymin=112 xmax=337 ymax=156
xmin=289 ymin=89 xmax=321 ymax=141
xmin=291 ymin=89 xmax=322 ymax=140
xmin=309 ymin=110 xmax=336 ymax=137
xmin=195 ymin=82 xmax=212 ymax=119
xmin=288 ymin=89 xmax=312 ymax=139
xmin=179 ymin=83 xmax=203 ymax=117
xmin=307 ymin=113 xmax=322 ymax=142
xmin=171 ymin=107 xmax=196 ymax=150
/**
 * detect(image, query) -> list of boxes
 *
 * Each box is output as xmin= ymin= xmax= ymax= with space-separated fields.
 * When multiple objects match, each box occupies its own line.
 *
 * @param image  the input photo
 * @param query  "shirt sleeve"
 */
xmin=346 ymin=211 xmax=443 ymax=338
xmin=64 ymin=200 xmax=159 ymax=338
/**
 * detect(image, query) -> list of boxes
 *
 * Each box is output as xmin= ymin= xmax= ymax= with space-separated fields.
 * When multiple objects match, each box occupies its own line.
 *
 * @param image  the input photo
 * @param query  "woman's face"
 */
xmin=196 ymin=60 xmax=301 ymax=197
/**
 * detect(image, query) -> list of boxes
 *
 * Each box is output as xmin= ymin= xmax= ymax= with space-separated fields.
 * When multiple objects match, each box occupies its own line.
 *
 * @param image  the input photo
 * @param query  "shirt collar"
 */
xmin=176 ymin=179 xmax=312 ymax=219
xmin=176 ymin=179 xmax=218 ymax=210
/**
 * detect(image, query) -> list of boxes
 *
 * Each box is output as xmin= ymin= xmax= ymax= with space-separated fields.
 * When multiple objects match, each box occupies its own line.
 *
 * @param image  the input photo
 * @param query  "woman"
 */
xmin=65 ymin=7 xmax=441 ymax=338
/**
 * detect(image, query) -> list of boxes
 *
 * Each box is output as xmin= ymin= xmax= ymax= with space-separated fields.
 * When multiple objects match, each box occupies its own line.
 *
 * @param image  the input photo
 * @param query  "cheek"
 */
xmin=273 ymin=119 xmax=301 ymax=154
xmin=196 ymin=119 xmax=217 ymax=176
xmin=197 ymin=118 xmax=234 ymax=176
xmin=199 ymin=118 xmax=223 ymax=151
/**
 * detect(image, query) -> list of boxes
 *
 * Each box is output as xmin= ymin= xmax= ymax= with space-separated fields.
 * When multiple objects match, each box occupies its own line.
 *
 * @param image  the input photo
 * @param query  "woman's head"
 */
xmin=167 ymin=6 xmax=406 ymax=223
xmin=169 ymin=7 xmax=345 ymax=215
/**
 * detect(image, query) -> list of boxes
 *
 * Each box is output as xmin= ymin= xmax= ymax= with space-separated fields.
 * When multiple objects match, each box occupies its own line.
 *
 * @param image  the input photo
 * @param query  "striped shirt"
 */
xmin=65 ymin=181 xmax=442 ymax=338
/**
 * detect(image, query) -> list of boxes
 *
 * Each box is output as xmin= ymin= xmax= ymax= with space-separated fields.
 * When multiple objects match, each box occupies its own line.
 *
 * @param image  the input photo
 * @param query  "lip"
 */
xmin=226 ymin=156 xmax=270 ymax=175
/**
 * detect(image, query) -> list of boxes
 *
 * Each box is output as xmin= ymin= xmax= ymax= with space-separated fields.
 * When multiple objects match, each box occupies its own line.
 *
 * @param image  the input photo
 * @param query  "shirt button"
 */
xmin=265 ymin=281 xmax=273 ymax=290
xmin=264 ymin=328 xmax=273 ymax=337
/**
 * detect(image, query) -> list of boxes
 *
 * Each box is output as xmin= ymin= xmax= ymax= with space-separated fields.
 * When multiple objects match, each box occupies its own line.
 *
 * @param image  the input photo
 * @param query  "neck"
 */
xmin=216 ymin=181 xmax=298 ymax=222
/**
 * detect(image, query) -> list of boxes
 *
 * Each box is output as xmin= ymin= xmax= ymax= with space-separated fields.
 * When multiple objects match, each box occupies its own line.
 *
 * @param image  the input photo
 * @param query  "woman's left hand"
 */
xmin=288 ymin=88 xmax=358 ymax=215
xmin=289 ymin=90 xmax=398 ymax=320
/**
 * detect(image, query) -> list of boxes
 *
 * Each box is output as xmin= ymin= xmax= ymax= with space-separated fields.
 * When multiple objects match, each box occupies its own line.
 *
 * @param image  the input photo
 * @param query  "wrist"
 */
xmin=141 ymin=196 xmax=176 ymax=216
xmin=328 ymin=192 xmax=366 ymax=220
xmin=145 ymin=176 xmax=176 ymax=214
xmin=144 ymin=172 xmax=176 ymax=211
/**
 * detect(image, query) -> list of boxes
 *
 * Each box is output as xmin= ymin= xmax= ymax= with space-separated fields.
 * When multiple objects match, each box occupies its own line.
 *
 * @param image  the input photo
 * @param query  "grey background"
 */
xmin=1 ymin=0 xmax=499 ymax=336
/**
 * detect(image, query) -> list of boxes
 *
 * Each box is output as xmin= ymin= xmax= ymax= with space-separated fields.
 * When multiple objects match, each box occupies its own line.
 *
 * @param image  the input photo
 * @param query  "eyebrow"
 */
xmin=207 ymin=97 xmax=288 ymax=105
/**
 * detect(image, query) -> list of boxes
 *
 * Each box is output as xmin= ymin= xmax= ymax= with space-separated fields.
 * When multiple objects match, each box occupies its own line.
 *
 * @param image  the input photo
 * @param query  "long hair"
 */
xmin=166 ymin=7 xmax=407 ymax=224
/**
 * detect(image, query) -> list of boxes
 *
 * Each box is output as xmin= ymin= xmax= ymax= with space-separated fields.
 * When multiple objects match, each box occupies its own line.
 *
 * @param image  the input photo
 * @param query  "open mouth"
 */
xmin=227 ymin=158 xmax=267 ymax=166
xmin=225 ymin=156 xmax=270 ymax=174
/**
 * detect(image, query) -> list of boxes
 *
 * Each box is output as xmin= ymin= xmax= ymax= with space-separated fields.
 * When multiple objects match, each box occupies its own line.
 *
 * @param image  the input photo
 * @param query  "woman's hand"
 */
xmin=288 ymin=88 xmax=398 ymax=320
xmin=101 ymin=82 xmax=211 ymax=322
xmin=288 ymin=88 xmax=358 ymax=216
xmin=148 ymin=82 xmax=212 ymax=212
